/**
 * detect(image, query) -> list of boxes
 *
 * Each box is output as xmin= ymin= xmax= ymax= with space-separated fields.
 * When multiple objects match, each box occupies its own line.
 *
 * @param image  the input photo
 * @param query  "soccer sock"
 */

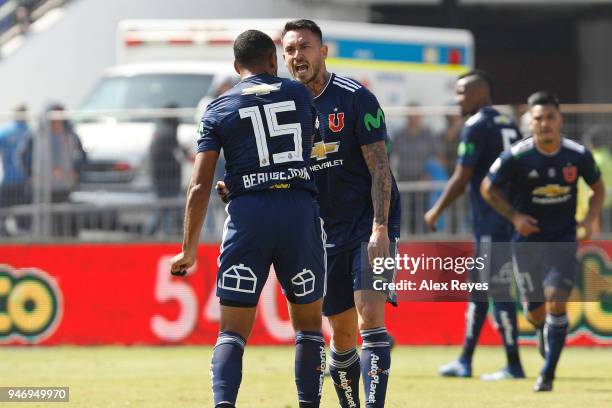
xmin=492 ymin=301 xmax=521 ymax=367
xmin=295 ymin=331 xmax=326 ymax=408
xmin=361 ymin=327 xmax=391 ymax=408
xmin=459 ymin=301 xmax=488 ymax=365
xmin=541 ymin=313 xmax=568 ymax=380
xmin=329 ymin=345 xmax=361 ymax=408
xmin=211 ymin=331 xmax=245 ymax=408
xmin=525 ymin=303 xmax=546 ymax=358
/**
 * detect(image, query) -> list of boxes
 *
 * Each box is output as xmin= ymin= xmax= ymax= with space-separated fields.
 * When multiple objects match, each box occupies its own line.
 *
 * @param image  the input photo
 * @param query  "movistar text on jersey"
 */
xmin=243 ymin=167 xmax=311 ymax=189
xmin=373 ymin=254 xmax=486 ymax=275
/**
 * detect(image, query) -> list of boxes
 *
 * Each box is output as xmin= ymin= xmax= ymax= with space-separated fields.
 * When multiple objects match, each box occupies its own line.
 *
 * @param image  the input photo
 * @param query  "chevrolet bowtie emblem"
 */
xmin=311 ymin=141 xmax=340 ymax=160
xmin=241 ymin=83 xmax=282 ymax=96
xmin=532 ymin=184 xmax=570 ymax=198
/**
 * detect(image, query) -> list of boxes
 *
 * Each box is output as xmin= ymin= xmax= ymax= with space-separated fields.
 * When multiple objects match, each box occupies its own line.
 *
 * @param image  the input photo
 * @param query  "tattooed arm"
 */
xmin=480 ymin=177 xmax=540 ymax=237
xmin=361 ymin=140 xmax=392 ymax=263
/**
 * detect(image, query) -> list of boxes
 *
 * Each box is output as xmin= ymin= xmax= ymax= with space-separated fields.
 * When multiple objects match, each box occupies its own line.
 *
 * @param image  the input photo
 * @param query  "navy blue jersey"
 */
xmin=309 ymin=73 xmax=401 ymax=253
xmin=488 ymin=137 xmax=601 ymax=242
xmin=197 ymin=73 xmax=317 ymax=199
xmin=457 ymin=106 xmax=521 ymax=240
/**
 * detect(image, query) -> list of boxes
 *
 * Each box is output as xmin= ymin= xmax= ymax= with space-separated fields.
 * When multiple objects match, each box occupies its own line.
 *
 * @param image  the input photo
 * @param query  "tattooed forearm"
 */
xmin=361 ymin=141 xmax=392 ymax=226
xmin=481 ymin=178 xmax=516 ymax=222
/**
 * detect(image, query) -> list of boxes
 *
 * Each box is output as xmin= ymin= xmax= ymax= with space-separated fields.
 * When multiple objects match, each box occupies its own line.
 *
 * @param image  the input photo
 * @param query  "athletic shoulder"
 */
xmin=465 ymin=107 xmax=514 ymax=129
xmin=287 ymin=79 xmax=314 ymax=100
xmin=510 ymin=137 xmax=535 ymax=158
xmin=561 ymin=137 xmax=587 ymax=155
xmin=330 ymin=74 xmax=364 ymax=96
xmin=0 ymin=122 xmax=17 ymax=138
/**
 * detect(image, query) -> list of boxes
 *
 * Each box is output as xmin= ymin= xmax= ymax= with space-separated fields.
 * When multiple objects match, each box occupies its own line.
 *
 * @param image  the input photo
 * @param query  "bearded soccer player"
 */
xmin=425 ymin=70 xmax=525 ymax=380
xmin=282 ymin=19 xmax=401 ymax=408
xmin=482 ymin=91 xmax=604 ymax=391
xmin=170 ymin=30 xmax=326 ymax=408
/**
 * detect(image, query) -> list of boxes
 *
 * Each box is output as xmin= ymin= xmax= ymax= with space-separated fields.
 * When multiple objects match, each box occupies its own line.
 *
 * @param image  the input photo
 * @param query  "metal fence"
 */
xmin=1 ymin=104 xmax=612 ymax=243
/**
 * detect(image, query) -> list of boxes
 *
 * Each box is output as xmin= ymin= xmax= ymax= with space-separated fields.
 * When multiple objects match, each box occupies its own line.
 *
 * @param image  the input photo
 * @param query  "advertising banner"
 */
xmin=0 ymin=243 xmax=610 ymax=346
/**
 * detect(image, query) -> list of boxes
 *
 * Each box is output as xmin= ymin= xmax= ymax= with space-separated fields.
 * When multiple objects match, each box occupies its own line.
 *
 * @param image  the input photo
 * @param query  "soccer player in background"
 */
xmin=481 ymin=91 xmax=604 ymax=391
xmin=170 ymin=30 xmax=327 ymax=408
xmin=424 ymin=71 xmax=526 ymax=380
xmin=282 ymin=19 xmax=401 ymax=408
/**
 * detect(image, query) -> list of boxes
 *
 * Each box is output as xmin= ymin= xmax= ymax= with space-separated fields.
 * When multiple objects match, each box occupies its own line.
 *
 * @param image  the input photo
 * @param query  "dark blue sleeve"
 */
xmin=354 ymin=87 xmax=387 ymax=146
xmin=457 ymin=121 xmax=485 ymax=168
xmin=580 ymin=149 xmax=601 ymax=185
xmin=196 ymin=106 xmax=221 ymax=153
xmin=487 ymin=150 xmax=515 ymax=187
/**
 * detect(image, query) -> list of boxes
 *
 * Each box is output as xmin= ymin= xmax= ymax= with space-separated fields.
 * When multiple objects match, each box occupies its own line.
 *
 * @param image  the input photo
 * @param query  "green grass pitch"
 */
xmin=1 ymin=346 xmax=610 ymax=407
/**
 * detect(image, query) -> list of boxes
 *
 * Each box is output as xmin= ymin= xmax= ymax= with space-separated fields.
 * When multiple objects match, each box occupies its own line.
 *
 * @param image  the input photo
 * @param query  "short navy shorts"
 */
xmin=512 ymin=241 xmax=578 ymax=303
xmin=323 ymin=232 xmax=399 ymax=317
xmin=216 ymin=189 xmax=326 ymax=306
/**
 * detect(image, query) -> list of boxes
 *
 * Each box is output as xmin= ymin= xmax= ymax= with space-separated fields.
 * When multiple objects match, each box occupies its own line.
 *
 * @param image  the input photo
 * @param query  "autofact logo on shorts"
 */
xmin=0 ymin=265 xmax=63 ymax=343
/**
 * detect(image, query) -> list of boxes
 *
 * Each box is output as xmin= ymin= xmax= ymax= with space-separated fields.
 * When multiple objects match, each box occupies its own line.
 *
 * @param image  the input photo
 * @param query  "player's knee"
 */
xmin=357 ymin=301 xmax=385 ymax=330
xmin=293 ymin=315 xmax=322 ymax=332
xmin=331 ymin=327 xmax=356 ymax=350
xmin=526 ymin=303 xmax=546 ymax=327
xmin=546 ymin=301 xmax=567 ymax=315
xmin=545 ymin=287 xmax=571 ymax=303
xmin=289 ymin=300 xmax=323 ymax=332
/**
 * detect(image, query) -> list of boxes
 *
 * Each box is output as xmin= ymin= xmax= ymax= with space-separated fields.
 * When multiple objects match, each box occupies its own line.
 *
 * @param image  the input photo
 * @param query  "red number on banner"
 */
xmin=151 ymin=256 xmax=198 ymax=342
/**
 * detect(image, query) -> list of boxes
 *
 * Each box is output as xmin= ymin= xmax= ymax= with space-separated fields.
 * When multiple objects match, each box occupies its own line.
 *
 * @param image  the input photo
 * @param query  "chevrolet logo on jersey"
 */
xmin=494 ymin=115 xmax=512 ymax=125
xmin=532 ymin=184 xmax=571 ymax=198
xmin=242 ymin=83 xmax=282 ymax=96
xmin=311 ymin=141 xmax=340 ymax=160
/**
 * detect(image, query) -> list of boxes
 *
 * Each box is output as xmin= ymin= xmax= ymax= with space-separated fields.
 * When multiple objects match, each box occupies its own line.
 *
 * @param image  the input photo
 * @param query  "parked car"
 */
xmin=71 ymin=61 xmax=237 ymax=230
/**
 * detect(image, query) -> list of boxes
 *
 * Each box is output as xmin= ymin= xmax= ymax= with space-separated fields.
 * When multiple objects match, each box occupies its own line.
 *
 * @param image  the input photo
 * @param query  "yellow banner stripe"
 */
xmin=327 ymin=57 xmax=470 ymax=74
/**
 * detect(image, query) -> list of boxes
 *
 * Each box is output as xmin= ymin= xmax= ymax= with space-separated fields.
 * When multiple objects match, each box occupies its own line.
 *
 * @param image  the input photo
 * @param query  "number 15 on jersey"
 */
xmin=239 ymin=101 xmax=303 ymax=167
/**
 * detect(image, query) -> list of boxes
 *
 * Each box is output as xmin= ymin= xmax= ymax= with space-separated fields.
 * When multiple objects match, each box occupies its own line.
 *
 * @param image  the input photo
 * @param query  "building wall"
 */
xmin=578 ymin=18 xmax=612 ymax=103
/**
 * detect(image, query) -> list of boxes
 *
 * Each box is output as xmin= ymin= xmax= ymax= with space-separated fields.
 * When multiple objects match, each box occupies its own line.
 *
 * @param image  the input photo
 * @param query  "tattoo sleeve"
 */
xmin=483 ymin=181 xmax=516 ymax=222
xmin=361 ymin=141 xmax=391 ymax=226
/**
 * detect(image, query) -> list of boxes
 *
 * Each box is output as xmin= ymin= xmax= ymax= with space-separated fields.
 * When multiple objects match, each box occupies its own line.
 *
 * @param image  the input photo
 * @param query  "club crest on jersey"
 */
xmin=563 ymin=165 xmax=577 ymax=183
xmin=328 ymin=112 xmax=345 ymax=133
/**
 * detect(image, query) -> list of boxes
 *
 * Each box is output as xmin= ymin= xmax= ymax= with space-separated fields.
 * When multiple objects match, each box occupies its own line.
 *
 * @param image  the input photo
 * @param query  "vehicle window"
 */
xmin=80 ymin=73 xmax=214 ymax=120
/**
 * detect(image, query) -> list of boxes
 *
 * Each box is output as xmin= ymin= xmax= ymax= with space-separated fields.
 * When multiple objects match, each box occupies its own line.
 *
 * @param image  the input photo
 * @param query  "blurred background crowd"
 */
xmin=3 ymin=98 xmax=612 ymax=241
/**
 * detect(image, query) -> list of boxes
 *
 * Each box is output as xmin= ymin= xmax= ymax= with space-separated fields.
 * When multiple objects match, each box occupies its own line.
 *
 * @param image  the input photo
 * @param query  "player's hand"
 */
xmin=368 ymin=225 xmax=391 ymax=266
xmin=511 ymin=213 xmax=540 ymax=237
xmin=216 ymin=181 xmax=229 ymax=203
xmin=170 ymin=251 xmax=195 ymax=276
xmin=577 ymin=219 xmax=593 ymax=241
xmin=424 ymin=208 xmax=439 ymax=232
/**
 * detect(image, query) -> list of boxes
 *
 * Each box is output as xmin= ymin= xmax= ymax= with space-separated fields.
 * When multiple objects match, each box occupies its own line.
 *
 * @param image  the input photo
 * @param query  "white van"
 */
xmin=71 ymin=61 xmax=236 ymax=230
xmin=75 ymin=61 xmax=233 ymax=191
